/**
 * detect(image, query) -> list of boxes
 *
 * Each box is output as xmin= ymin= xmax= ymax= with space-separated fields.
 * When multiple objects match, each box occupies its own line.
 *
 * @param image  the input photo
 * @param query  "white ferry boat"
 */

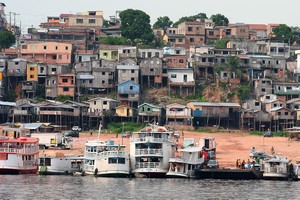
xmin=0 ymin=137 xmax=39 ymax=174
xmin=130 ymin=124 xmax=176 ymax=178
xmin=39 ymin=154 xmax=84 ymax=175
xmin=262 ymin=156 xmax=291 ymax=180
xmin=83 ymin=140 xmax=130 ymax=177
xmin=166 ymin=147 xmax=204 ymax=178
xmin=293 ymin=162 xmax=300 ymax=180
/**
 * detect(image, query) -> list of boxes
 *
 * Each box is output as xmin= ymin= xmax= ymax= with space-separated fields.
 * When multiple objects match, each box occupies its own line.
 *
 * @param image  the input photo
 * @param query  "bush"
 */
xmin=249 ymin=131 xmax=261 ymax=136
xmin=273 ymin=131 xmax=287 ymax=137
xmin=107 ymin=122 xmax=145 ymax=134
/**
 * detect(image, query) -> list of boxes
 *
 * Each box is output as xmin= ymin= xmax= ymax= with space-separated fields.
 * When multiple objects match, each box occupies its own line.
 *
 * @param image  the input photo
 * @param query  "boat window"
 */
xmin=108 ymin=158 xmax=126 ymax=164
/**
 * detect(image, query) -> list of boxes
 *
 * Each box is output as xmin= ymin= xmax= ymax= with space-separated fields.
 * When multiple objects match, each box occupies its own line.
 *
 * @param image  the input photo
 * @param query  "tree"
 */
xmin=210 ymin=14 xmax=229 ymax=26
xmin=0 ymin=31 xmax=15 ymax=50
xmin=153 ymin=16 xmax=173 ymax=30
xmin=173 ymin=13 xmax=207 ymax=27
xmin=273 ymin=24 xmax=296 ymax=44
xmin=215 ymin=38 xmax=230 ymax=49
xmin=120 ymin=9 xmax=154 ymax=44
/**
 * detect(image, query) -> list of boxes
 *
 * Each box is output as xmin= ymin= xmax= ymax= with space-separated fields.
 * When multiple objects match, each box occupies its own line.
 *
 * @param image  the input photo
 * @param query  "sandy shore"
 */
xmin=41 ymin=131 xmax=300 ymax=168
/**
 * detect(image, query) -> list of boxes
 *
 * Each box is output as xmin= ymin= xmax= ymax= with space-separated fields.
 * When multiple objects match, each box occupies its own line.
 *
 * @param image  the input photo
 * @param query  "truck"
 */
xmin=30 ymin=133 xmax=73 ymax=150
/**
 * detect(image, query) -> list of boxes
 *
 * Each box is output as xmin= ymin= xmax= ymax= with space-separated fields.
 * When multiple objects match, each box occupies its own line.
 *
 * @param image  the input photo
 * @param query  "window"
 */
xmin=30 ymin=45 xmax=37 ymax=50
xmin=189 ymin=38 xmax=195 ymax=43
xmin=178 ymin=38 xmax=183 ymax=42
xmin=188 ymin=27 xmax=192 ymax=31
xmin=278 ymin=112 xmax=281 ymax=116
xmin=171 ymin=74 xmax=177 ymax=78
xmin=131 ymin=70 xmax=135 ymax=73
xmin=266 ymin=96 xmax=270 ymax=99
xmin=63 ymin=87 xmax=69 ymax=92
xmin=89 ymin=19 xmax=96 ymax=24
xmin=209 ymin=31 xmax=214 ymax=36
xmin=262 ymin=88 xmax=265 ymax=92
xmin=255 ymin=102 xmax=260 ymax=106
xmin=102 ymin=72 xmax=105 ymax=75
xmin=30 ymin=75 xmax=34 ymax=79
xmin=76 ymin=19 xmax=83 ymax=24
xmin=147 ymin=108 xmax=151 ymax=111
xmin=89 ymin=80 xmax=93 ymax=84
xmin=51 ymin=68 xmax=57 ymax=72
xmin=131 ymin=78 xmax=135 ymax=81
xmin=30 ymin=67 xmax=34 ymax=71
xmin=58 ymin=55 xmax=62 ymax=60
xmin=52 ymin=55 xmax=57 ymax=60
xmin=150 ymin=69 xmax=154 ymax=72
xmin=65 ymin=46 xmax=69 ymax=50
xmin=94 ymin=101 xmax=97 ymax=105
xmin=103 ymin=101 xmax=107 ymax=105
xmin=22 ymin=45 xmax=27 ymax=49
xmin=147 ymin=52 xmax=152 ymax=58
xmin=103 ymin=52 xmax=108 ymax=56
xmin=285 ymin=112 xmax=288 ymax=115
xmin=43 ymin=46 xmax=47 ymax=50
xmin=179 ymin=59 xmax=184 ymax=63
xmin=130 ymin=86 xmax=134 ymax=90
xmin=155 ymin=52 xmax=160 ymax=57
xmin=40 ymin=67 xmax=44 ymax=73
xmin=55 ymin=46 xmax=58 ymax=50
xmin=102 ymin=80 xmax=105 ymax=84
xmin=274 ymin=104 xmax=277 ymax=107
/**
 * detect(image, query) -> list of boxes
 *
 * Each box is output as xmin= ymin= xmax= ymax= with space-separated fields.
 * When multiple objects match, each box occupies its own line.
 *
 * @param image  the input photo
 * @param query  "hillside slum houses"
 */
xmin=1 ymin=11 xmax=300 ymax=132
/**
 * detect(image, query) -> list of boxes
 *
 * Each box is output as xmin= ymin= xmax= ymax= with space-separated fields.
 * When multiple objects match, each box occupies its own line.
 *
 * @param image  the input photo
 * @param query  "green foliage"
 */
xmin=107 ymin=122 xmax=145 ymax=133
xmin=55 ymin=95 xmax=73 ymax=102
xmin=3 ymin=91 xmax=16 ymax=102
xmin=99 ymin=36 xmax=131 ymax=45
xmin=249 ymin=131 xmax=261 ymax=135
xmin=237 ymin=83 xmax=251 ymax=101
xmin=210 ymin=14 xmax=229 ymax=26
xmin=273 ymin=131 xmax=287 ymax=137
xmin=0 ymin=31 xmax=15 ymax=49
xmin=153 ymin=16 xmax=173 ymax=30
xmin=206 ymin=39 xmax=215 ymax=45
xmin=215 ymin=38 xmax=230 ymax=49
xmin=36 ymin=84 xmax=45 ymax=100
xmin=120 ymin=9 xmax=154 ymax=44
xmin=273 ymin=24 xmax=296 ymax=44
xmin=173 ymin=13 xmax=207 ymax=27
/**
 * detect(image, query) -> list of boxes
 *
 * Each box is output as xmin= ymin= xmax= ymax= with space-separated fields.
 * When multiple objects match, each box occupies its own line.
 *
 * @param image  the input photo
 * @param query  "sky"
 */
xmin=4 ymin=0 xmax=300 ymax=33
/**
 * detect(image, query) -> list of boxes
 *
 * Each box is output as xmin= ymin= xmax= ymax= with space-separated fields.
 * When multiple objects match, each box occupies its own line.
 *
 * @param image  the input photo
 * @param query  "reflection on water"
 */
xmin=0 ymin=175 xmax=299 ymax=199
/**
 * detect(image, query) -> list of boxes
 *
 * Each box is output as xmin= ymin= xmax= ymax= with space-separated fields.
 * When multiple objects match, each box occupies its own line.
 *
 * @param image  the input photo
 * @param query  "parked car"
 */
xmin=263 ymin=131 xmax=273 ymax=137
xmin=207 ymin=160 xmax=219 ymax=169
xmin=72 ymin=126 xmax=81 ymax=132
xmin=64 ymin=131 xmax=79 ymax=138
xmin=122 ymin=132 xmax=131 ymax=138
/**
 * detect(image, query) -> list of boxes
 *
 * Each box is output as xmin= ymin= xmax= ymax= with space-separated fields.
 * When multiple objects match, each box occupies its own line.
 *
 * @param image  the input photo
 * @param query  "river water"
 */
xmin=0 ymin=175 xmax=299 ymax=200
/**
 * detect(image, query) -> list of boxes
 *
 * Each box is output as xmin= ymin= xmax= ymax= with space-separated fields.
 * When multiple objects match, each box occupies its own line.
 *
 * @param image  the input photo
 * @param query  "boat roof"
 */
xmin=180 ymin=147 xmax=203 ymax=152
xmin=136 ymin=125 xmax=173 ymax=133
xmin=0 ymin=137 xmax=39 ymax=143
xmin=265 ymin=156 xmax=290 ymax=163
xmin=85 ymin=140 xmax=125 ymax=148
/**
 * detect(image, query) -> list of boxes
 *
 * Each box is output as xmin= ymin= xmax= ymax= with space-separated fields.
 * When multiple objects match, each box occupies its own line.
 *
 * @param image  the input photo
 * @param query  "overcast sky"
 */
xmin=4 ymin=0 xmax=300 ymax=32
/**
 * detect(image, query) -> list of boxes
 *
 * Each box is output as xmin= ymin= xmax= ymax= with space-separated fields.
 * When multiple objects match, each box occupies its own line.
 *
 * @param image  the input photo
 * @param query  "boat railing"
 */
xmin=169 ymin=157 xmax=204 ymax=164
xmin=83 ymin=164 xmax=94 ymax=172
xmin=84 ymin=152 xmax=97 ymax=158
xmin=0 ymin=147 xmax=39 ymax=154
xmin=97 ymin=151 xmax=127 ymax=159
xmin=23 ymin=160 xmax=35 ymax=166
xmin=265 ymin=167 xmax=285 ymax=174
xmin=130 ymin=137 xmax=165 ymax=143
xmin=135 ymin=162 xmax=162 ymax=169
xmin=135 ymin=149 xmax=163 ymax=156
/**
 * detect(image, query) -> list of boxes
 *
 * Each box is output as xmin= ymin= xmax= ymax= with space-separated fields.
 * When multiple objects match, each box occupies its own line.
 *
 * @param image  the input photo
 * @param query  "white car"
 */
xmin=72 ymin=126 xmax=81 ymax=132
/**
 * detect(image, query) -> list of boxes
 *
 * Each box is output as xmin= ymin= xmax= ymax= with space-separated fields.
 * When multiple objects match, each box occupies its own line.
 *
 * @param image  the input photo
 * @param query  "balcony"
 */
xmin=135 ymin=162 xmax=162 ymax=169
xmin=135 ymin=149 xmax=163 ymax=156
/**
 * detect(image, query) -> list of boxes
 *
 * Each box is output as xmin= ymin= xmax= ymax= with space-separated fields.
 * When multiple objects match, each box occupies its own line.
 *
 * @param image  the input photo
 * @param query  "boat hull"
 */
xmin=0 ymin=168 xmax=38 ymax=175
xmin=196 ymin=169 xmax=263 ymax=180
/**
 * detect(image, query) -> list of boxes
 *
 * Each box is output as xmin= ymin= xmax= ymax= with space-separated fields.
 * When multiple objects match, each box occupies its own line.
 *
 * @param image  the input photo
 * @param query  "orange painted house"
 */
xmin=26 ymin=63 xmax=38 ymax=81
xmin=20 ymin=42 xmax=72 ymax=64
xmin=57 ymin=74 xmax=75 ymax=97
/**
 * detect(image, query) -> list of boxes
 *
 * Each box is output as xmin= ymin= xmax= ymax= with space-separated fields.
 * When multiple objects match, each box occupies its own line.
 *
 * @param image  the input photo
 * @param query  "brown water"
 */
xmin=0 ymin=175 xmax=299 ymax=199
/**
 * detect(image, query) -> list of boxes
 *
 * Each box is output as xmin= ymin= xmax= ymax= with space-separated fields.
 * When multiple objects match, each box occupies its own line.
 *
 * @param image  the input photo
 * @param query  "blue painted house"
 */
xmin=117 ymin=80 xmax=140 ymax=107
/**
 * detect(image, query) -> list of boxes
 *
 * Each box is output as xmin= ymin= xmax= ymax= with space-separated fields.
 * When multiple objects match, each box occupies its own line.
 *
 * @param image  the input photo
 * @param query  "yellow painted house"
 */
xmin=26 ymin=63 xmax=38 ymax=81
xmin=115 ymin=105 xmax=134 ymax=117
xmin=99 ymin=49 xmax=118 ymax=61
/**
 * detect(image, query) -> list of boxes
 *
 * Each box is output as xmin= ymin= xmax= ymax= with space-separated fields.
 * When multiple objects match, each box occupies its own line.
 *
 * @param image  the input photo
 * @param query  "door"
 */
xmin=183 ymin=75 xmax=187 ymax=82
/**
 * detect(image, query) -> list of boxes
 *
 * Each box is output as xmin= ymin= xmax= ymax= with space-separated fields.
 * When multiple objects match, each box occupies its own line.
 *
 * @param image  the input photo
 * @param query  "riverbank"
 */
xmin=41 ymin=131 xmax=300 ymax=168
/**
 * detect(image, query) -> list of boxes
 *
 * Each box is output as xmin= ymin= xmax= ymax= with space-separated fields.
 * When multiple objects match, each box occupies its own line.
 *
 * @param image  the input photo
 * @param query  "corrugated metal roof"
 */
xmin=189 ymin=102 xmax=240 ymax=107
xmin=117 ymin=65 xmax=139 ymax=70
xmin=21 ymin=123 xmax=44 ymax=130
xmin=270 ymin=107 xmax=285 ymax=111
xmin=0 ymin=101 xmax=16 ymax=107
xmin=77 ymin=74 xmax=94 ymax=80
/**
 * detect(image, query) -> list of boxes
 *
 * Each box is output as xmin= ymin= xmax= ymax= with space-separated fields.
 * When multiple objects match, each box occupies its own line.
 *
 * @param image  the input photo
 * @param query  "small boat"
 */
xmin=130 ymin=124 xmax=176 ymax=178
xmin=39 ymin=154 xmax=84 ymax=175
xmin=166 ymin=147 xmax=204 ymax=178
xmin=82 ymin=140 xmax=130 ymax=177
xmin=0 ymin=137 xmax=39 ymax=174
xmin=262 ymin=156 xmax=292 ymax=180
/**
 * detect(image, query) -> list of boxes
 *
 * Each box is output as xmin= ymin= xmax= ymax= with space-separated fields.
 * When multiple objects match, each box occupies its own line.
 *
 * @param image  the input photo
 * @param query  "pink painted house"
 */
xmin=20 ymin=42 xmax=72 ymax=64
xmin=57 ymin=74 xmax=75 ymax=97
